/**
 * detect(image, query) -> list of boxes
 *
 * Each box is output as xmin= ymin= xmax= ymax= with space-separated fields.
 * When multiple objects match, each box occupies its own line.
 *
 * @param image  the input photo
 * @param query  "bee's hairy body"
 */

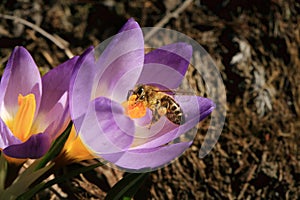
xmin=130 ymin=84 xmax=185 ymax=125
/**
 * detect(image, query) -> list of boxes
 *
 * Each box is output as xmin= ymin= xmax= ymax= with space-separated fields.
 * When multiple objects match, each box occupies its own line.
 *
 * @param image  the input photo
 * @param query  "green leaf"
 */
xmin=0 ymin=162 xmax=54 ymax=199
xmin=0 ymin=152 xmax=8 ymax=191
xmin=0 ymin=122 xmax=73 ymax=199
xmin=105 ymin=173 xmax=150 ymax=200
xmin=17 ymin=161 xmax=104 ymax=200
xmin=34 ymin=122 xmax=72 ymax=170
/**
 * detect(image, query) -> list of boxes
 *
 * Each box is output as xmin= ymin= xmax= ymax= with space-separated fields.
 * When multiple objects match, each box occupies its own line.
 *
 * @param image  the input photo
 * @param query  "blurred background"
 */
xmin=0 ymin=0 xmax=299 ymax=199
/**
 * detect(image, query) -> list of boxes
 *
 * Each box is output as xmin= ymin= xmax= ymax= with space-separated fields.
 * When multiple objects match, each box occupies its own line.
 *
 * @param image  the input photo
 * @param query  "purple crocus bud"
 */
xmin=0 ymin=46 xmax=78 ymax=162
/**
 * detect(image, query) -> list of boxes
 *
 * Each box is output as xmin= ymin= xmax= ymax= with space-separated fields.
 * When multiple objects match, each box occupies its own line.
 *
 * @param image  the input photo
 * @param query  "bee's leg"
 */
xmin=148 ymin=108 xmax=162 ymax=129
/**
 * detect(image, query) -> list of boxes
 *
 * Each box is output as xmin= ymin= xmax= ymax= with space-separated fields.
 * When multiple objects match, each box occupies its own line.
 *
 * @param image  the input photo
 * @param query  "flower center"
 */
xmin=62 ymin=125 xmax=96 ymax=162
xmin=123 ymin=94 xmax=147 ymax=119
xmin=11 ymin=94 xmax=36 ymax=141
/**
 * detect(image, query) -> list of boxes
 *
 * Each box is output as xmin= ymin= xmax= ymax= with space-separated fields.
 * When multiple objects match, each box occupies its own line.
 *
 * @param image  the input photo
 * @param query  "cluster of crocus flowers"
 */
xmin=0 ymin=46 xmax=78 ymax=163
xmin=68 ymin=18 xmax=215 ymax=171
xmin=0 ymin=19 xmax=215 ymax=172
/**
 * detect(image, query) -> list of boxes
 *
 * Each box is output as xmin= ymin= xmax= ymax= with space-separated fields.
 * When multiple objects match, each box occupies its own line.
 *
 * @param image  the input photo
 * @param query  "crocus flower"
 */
xmin=69 ymin=18 xmax=215 ymax=171
xmin=0 ymin=46 xmax=78 ymax=162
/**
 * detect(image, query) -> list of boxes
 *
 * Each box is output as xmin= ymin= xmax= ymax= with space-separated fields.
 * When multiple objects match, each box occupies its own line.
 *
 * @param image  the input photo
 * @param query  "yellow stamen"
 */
xmin=12 ymin=94 xmax=36 ymax=141
xmin=122 ymin=94 xmax=147 ymax=119
xmin=62 ymin=126 xmax=96 ymax=163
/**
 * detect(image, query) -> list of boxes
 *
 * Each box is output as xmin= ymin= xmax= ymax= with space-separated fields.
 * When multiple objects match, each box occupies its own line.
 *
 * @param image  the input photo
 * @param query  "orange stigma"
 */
xmin=10 ymin=94 xmax=36 ymax=141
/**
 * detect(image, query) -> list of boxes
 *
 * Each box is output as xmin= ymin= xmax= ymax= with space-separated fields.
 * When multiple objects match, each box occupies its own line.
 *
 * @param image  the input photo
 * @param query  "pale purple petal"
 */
xmin=0 ymin=118 xmax=21 ymax=149
xmin=102 ymin=141 xmax=192 ymax=171
xmin=132 ymin=96 xmax=215 ymax=149
xmin=39 ymin=56 xmax=78 ymax=115
xmin=34 ymin=93 xmax=69 ymax=139
xmin=79 ymin=97 xmax=135 ymax=154
xmin=93 ymin=19 xmax=144 ymax=102
xmin=70 ymin=47 xmax=96 ymax=131
xmin=3 ymin=133 xmax=51 ymax=159
xmin=138 ymin=43 xmax=192 ymax=89
xmin=95 ymin=18 xmax=142 ymax=70
xmin=96 ymin=50 xmax=145 ymax=103
xmin=33 ymin=56 xmax=78 ymax=138
xmin=118 ymin=18 xmax=140 ymax=32
xmin=196 ymin=96 xmax=216 ymax=121
xmin=0 ymin=46 xmax=42 ymax=119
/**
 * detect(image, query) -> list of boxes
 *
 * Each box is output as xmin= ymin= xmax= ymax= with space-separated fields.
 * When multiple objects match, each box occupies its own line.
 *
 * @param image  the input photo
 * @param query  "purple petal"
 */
xmin=70 ymin=47 xmax=96 ymax=131
xmin=96 ymin=50 xmax=144 ymax=102
xmin=118 ymin=18 xmax=140 ymax=32
xmin=197 ymin=96 xmax=216 ymax=121
xmin=0 ymin=46 xmax=42 ymax=120
xmin=33 ymin=56 xmax=79 ymax=138
xmin=39 ymin=56 xmax=78 ymax=115
xmin=34 ymin=93 xmax=69 ymax=139
xmin=96 ymin=18 xmax=142 ymax=67
xmin=132 ymin=96 xmax=215 ymax=149
xmin=101 ymin=141 xmax=192 ymax=171
xmin=138 ymin=43 xmax=192 ymax=89
xmin=79 ymin=97 xmax=135 ymax=154
xmin=3 ymin=133 xmax=51 ymax=159
xmin=0 ymin=118 xmax=21 ymax=149
xmin=93 ymin=19 xmax=144 ymax=102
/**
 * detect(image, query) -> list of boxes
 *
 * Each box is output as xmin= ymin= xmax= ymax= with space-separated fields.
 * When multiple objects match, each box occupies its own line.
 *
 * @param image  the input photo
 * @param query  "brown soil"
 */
xmin=0 ymin=0 xmax=299 ymax=199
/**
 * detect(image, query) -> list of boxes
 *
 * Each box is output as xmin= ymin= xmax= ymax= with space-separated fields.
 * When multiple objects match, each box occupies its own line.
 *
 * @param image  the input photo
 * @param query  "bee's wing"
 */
xmin=127 ymin=89 xmax=134 ymax=100
xmin=155 ymin=88 xmax=195 ymax=96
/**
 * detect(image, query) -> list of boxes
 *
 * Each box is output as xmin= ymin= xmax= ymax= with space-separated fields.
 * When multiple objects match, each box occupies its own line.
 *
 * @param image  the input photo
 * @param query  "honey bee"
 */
xmin=127 ymin=84 xmax=185 ymax=126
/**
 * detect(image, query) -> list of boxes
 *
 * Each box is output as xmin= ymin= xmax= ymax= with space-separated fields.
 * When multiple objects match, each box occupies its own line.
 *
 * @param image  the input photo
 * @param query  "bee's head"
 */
xmin=125 ymin=85 xmax=147 ymax=119
xmin=134 ymin=85 xmax=146 ymax=101
xmin=127 ymin=85 xmax=146 ymax=101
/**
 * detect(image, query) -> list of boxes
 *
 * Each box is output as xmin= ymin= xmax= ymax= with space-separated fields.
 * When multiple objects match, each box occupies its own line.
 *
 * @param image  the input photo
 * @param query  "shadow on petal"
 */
xmin=3 ymin=133 xmax=51 ymax=159
xmin=102 ymin=141 xmax=192 ymax=172
xmin=138 ymin=43 xmax=192 ymax=89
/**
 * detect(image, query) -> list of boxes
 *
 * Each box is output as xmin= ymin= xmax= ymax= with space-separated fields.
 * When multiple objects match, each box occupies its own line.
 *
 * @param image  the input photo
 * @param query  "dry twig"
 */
xmin=0 ymin=13 xmax=74 ymax=58
xmin=237 ymin=164 xmax=258 ymax=200
xmin=144 ymin=0 xmax=194 ymax=41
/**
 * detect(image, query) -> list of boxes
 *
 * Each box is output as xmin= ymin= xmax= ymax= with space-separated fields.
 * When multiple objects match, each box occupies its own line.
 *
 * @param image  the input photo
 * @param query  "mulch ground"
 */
xmin=0 ymin=0 xmax=299 ymax=199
